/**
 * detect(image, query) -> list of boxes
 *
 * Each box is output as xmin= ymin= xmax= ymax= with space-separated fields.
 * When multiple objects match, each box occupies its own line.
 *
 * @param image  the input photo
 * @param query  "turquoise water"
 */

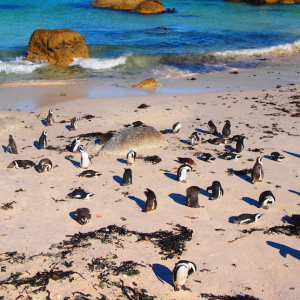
xmin=0 ymin=0 xmax=299 ymax=83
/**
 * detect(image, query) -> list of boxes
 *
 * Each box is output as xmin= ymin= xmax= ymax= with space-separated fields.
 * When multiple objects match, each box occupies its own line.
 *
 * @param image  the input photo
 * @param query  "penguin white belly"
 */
xmin=175 ymin=266 xmax=188 ymax=286
xmin=127 ymin=157 xmax=134 ymax=165
xmin=81 ymin=152 xmax=90 ymax=168
xmin=179 ymin=169 xmax=187 ymax=182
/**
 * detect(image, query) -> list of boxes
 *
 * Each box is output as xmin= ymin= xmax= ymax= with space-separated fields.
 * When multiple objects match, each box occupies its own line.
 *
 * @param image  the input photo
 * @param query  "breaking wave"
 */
xmin=0 ymin=57 xmax=48 ymax=74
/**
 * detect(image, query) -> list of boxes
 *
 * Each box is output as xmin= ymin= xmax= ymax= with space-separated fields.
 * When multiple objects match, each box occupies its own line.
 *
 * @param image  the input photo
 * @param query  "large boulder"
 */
xmin=0 ymin=117 xmax=24 ymax=134
xmin=25 ymin=29 xmax=90 ymax=66
xmin=91 ymin=0 xmax=166 ymax=13
xmin=97 ymin=125 xmax=167 ymax=156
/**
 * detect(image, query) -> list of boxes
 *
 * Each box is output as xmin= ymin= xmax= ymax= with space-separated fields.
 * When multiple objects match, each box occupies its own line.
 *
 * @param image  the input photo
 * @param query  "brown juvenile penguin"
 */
xmin=177 ymin=157 xmax=196 ymax=167
xmin=222 ymin=120 xmax=231 ymax=138
xmin=143 ymin=188 xmax=157 ymax=212
xmin=46 ymin=110 xmax=54 ymax=126
xmin=186 ymin=186 xmax=200 ymax=208
xmin=207 ymin=120 xmax=218 ymax=135
xmin=70 ymin=116 xmax=79 ymax=131
xmin=74 ymin=208 xmax=91 ymax=225
xmin=7 ymin=135 xmax=18 ymax=154
xmin=37 ymin=158 xmax=52 ymax=173
xmin=251 ymin=157 xmax=264 ymax=184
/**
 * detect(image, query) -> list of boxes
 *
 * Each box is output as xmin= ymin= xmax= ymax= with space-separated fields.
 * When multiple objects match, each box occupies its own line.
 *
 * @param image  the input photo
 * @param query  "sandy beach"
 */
xmin=0 ymin=56 xmax=300 ymax=300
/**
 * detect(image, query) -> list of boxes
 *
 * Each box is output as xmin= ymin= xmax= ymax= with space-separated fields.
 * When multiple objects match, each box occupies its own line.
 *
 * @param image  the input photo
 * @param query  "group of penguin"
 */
xmin=5 ymin=111 xmax=287 ymax=291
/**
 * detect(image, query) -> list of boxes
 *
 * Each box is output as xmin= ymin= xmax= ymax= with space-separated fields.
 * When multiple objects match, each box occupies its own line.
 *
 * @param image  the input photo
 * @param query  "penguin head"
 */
xmin=225 ymin=120 xmax=230 ymax=125
xmin=43 ymin=131 xmax=47 ymax=136
xmin=79 ymin=145 xmax=84 ymax=152
xmin=49 ymin=110 xmax=53 ymax=115
xmin=255 ymin=213 xmax=263 ymax=222
xmin=76 ymin=116 xmax=80 ymax=121
xmin=79 ymin=217 xmax=89 ymax=225
xmin=257 ymin=157 xmax=263 ymax=164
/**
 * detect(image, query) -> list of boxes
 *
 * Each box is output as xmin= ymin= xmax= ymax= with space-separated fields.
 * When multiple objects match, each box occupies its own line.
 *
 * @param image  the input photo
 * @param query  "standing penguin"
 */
xmin=190 ymin=132 xmax=200 ymax=146
xmin=251 ymin=157 xmax=264 ymax=184
xmin=122 ymin=168 xmax=132 ymax=186
xmin=79 ymin=145 xmax=92 ymax=169
xmin=236 ymin=136 xmax=247 ymax=153
xmin=38 ymin=131 xmax=47 ymax=149
xmin=186 ymin=186 xmax=200 ymax=208
xmin=46 ymin=110 xmax=54 ymax=126
xmin=37 ymin=158 xmax=52 ymax=173
xmin=70 ymin=117 xmax=79 ymax=131
xmin=172 ymin=260 xmax=197 ymax=291
xmin=70 ymin=137 xmax=80 ymax=152
xmin=258 ymin=190 xmax=275 ymax=209
xmin=207 ymin=120 xmax=218 ymax=135
xmin=270 ymin=152 xmax=285 ymax=162
xmin=74 ymin=208 xmax=91 ymax=225
xmin=7 ymin=135 xmax=18 ymax=154
xmin=177 ymin=165 xmax=192 ymax=183
xmin=126 ymin=150 xmax=136 ymax=166
xmin=206 ymin=181 xmax=224 ymax=200
xmin=143 ymin=188 xmax=157 ymax=212
xmin=172 ymin=122 xmax=181 ymax=134
xmin=222 ymin=120 xmax=231 ymax=138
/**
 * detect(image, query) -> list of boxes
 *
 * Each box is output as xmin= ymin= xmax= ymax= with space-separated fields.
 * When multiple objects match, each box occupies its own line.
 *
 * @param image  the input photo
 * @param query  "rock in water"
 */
xmin=98 ymin=126 xmax=167 ymax=156
xmin=132 ymin=78 xmax=162 ymax=88
xmin=25 ymin=29 xmax=90 ymax=66
xmin=0 ymin=117 xmax=24 ymax=134
xmin=134 ymin=1 xmax=166 ymax=13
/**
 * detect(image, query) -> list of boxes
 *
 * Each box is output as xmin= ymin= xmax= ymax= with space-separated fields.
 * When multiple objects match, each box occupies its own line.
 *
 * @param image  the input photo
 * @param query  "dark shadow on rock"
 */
xmin=113 ymin=175 xmax=123 ymax=185
xmin=164 ymin=172 xmax=177 ymax=181
xmin=65 ymin=156 xmax=80 ymax=168
xmin=229 ymin=216 xmax=237 ymax=223
xmin=69 ymin=211 xmax=76 ymax=221
xmin=228 ymin=168 xmax=252 ymax=184
xmin=267 ymin=241 xmax=300 ymax=260
xmin=242 ymin=196 xmax=258 ymax=207
xmin=152 ymin=263 xmax=173 ymax=287
xmin=65 ymin=125 xmax=71 ymax=131
xmin=289 ymin=189 xmax=300 ymax=196
xmin=128 ymin=195 xmax=144 ymax=211
xmin=117 ymin=158 xmax=127 ymax=164
xmin=169 ymin=193 xmax=186 ymax=206
xmin=2 ymin=145 xmax=8 ymax=153
xmin=282 ymin=150 xmax=300 ymax=158
xmin=34 ymin=141 xmax=40 ymax=150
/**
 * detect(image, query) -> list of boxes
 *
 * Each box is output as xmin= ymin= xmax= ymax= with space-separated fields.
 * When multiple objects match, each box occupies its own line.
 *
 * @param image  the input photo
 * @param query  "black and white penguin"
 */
xmin=258 ymin=190 xmax=275 ymax=209
xmin=37 ymin=158 xmax=52 ymax=173
xmin=207 ymin=120 xmax=218 ymax=135
xmin=177 ymin=157 xmax=196 ymax=167
xmin=74 ymin=208 xmax=91 ymax=225
xmin=70 ymin=137 xmax=80 ymax=152
xmin=177 ymin=165 xmax=192 ymax=183
xmin=270 ymin=152 xmax=285 ymax=162
xmin=39 ymin=131 xmax=47 ymax=149
xmin=208 ymin=137 xmax=230 ymax=145
xmin=79 ymin=145 xmax=92 ymax=169
xmin=46 ymin=110 xmax=54 ymax=126
xmin=222 ymin=120 xmax=231 ymax=138
xmin=186 ymin=186 xmax=200 ymax=208
xmin=232 ymin=135 xmax=244 ymax=142
xmin=232 ymin=213 xmax=262 ymax=224
xmin=126 ymin=150 xmax=136 ymax=166
xmin=251 ymin=157 xmax=264 ymax=184
xmin=78 ymin=170 xmax=101 ymax=178
xmin=143 ymin=188 xmax=157 ymax=212
xmin=132 ymin=121 xmax=146 ymax=127
xmin=7 ymin=160 xmax=35 ymax=169
xmin=70 ymin=117 xmax=79 ymax=131
xmin=172 ymin=260 xmax=197 ymax=291
xmin=221 ymin=152 xmax=241 ymax=160
xmin=7 ymin=135 xmax=18 ymax=154
xmin=190 ymin=132 xmax=200 ymax=146
xmin=201 ymin=153 xmax=216 ymax=162
xmin=122 ymin=168 xmax=132 ymax=186
xmin=69 ymin=187 xmax=94 ymax=199
xmin=172 ymin=122 xmax=181 ymax=134
xmin=236 ymin=136 xmax=247 ymax=153
xmin=206 ymin=181 xmax=224 ymax=200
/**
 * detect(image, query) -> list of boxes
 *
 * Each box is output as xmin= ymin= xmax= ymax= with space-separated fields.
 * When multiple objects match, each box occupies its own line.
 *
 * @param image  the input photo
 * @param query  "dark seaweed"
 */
xmin=200 ymin=293 xmax=260 ymax=300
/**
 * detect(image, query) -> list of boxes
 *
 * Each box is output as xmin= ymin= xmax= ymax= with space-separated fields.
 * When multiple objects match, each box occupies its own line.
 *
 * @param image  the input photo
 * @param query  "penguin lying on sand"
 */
xmin=69 ymin=188 xmax=94 ymax=199
xmin=7 ymin=160 xmax=35 ymax=169
xmin=74 ymin=208 xmax=91 ymax=225
xmin=233 ymin=213 xmax=262 ymax=224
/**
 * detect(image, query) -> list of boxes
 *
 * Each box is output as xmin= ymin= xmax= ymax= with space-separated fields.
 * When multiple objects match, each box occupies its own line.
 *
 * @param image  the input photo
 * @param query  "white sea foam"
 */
xmin=0 ymin=57 xmax=48 ymax=74
xmin=70 ymin=55 xmax=129 ymax=70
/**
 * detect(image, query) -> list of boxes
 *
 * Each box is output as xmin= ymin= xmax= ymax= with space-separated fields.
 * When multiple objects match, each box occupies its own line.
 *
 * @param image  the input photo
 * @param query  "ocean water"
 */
xmin=0 ymin=0 xmax=300 ymax=84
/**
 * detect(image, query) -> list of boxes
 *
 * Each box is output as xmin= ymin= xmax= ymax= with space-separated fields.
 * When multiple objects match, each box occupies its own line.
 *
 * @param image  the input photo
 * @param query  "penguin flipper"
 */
xmin=206 ymin=186 xmax=212 ymax=193
xmin=221 ymin=187 xmax=224 ymax=196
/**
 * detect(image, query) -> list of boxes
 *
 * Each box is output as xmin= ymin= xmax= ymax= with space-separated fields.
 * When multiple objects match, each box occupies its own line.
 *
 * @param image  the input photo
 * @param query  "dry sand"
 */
xmin=0 ymin=63 xmax=300 ymax=300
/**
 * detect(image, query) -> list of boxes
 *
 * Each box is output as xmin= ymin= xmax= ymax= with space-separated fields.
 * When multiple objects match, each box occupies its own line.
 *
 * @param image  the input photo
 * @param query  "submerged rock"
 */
xmin=134 ymin=1 xmax=166 ymax=13
xmin=0 ymin=117 xmax=24 ymax=134
xmin=98 ymin=125 xmax=167 ymax=156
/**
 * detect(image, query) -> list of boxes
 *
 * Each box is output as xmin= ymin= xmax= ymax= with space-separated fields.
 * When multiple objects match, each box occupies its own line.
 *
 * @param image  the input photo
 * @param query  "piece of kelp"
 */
xmin=240 ymin=225 xmax=300 ymax=237
xmin=143 ymin=155 xmax=162 ymax=164
xmin=200 ymin=293 xmax=260 ymax=300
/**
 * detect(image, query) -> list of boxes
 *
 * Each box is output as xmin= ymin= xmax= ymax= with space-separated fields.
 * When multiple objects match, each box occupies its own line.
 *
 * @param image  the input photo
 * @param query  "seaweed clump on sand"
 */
xmin=200 ymin=293 xmax=260 ymax=300
xmin=240 ymin=225 xmax=300 ymax=237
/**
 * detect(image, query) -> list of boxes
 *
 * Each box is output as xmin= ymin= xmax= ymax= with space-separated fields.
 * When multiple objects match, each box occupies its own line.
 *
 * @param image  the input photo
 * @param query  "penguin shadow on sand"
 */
xmin=41 ymin=120 xmax=47 ymax=127
xmin=227 ymin=168 xmax=251 ymax=183
xmin=263 ymin=154 xmax=272 ymax=160
xmin=289 ymin=189 xmax=300 ymax=196
xmin=128 ymin=195 xmax=144 ymax=211
xmin=164 ymin=172 xmax=177 ymax=181
xmin=34 ymin=165 xmax=40 ymax=173
xmin=2 ymin=145 xmax=8 ymax=153
xmin=224 ymin=144 xmax=236 ymax=152
xmin=282 ymin=150 xmax=300 ymax=159
xmin=162 ymin=129 xmax=173 ymax=134
xmin=69 ymin=211 xmax=76 ymax=221
xmin=34 ymin=141 xmax=40 ymax=150
xmin=113 ymin=175 xmax=123 ymax=185
xmin=195 ymin=128 xmax=210 ymax=135
xmin=65 ymin=125 xmax=71 ymax=131
xmin=228 ymin=216 xmax=237 ymax=224
xmin=169 ymin=193 xmax=186 ymax=206
xmin=267 ymin=241 xmax=300 ymax=260
xmin=282 ymin=215 xmax=293 ymax=224
xmin=65 ymin=156 xmax=80 ymax=168
xmin=117 ymin=158 xmax=127 ymax=165
xmin=242 ymin=196 xmax=258 ymax=207
xmin=152 ymin=263 xmax=173 ymax=287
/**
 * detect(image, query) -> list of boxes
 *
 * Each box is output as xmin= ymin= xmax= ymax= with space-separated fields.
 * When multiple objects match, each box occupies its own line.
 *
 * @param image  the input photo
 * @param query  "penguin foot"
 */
xmin=174 ymin=286 xmax=180 ymax=291
xmin=263 ymin=206 xmax=269 ymax=210
xmin=182 ymin=285 xmax=191 ymax=291
xmin=181 ymin=180 xmax=187 ymax=183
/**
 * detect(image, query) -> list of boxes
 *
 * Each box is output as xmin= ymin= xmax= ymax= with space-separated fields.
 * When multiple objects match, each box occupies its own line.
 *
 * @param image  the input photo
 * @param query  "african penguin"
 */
xmin=172 ymin=260 xmax=197 ymax=291
xmin=172 ymin=122 xmax=181 ymax=134
xmin=236 ymin=136 xmax=247 ymax=153
xmin=79 ymin=145 xmax=92 ymax=169
xmin=222 ymin=120 xmax=231 ymax=138
xmin=206 ymin=181 xmax=224 ymax=200
xmin=46 ymin=110 xmax=54 ymax=126
xmin=7 ymin=160 xmax=36 ymax=169
xmin=258 ymin=190 xmax=275 ymax=209
xmin=7 ymin=135 xmax=18 ymax=154
xmin=74 ymin=208 xmax=91 ymax=225
xmin=70 ymin=137 xmax=80 ymax=152
xmin=251 ymin=157 xmax=264 ymax=184
xmin=122 ymin=168 xmax=132 ymax=186
xmin=37 ymin=158 xmax=52 ymax=173
xmin=270 ymin=152 xmax=285 ymax=162
xmin=233 ymin=213 xmax=262 ymax=224
xmin=126 ymin=150 xmax=136 ymax=166
xmin=38 ymin=131 xmax=47 ymax=149
xmin=78 ymin=170 xmax=101 ymax=178
xmin=143 ymin=188 xmax=157 ymax=212
xmin=221 ymin=152 xmax=241 ymax=160
xmin=207 ymin=120 xmax=218 ymax=135
xmin=201 ymin=153 xmax=216 ymax=162
xmin=177 ymin=157 xmax=196 ymax=167
xmin=186 ymin=186 xmax=200 ymax=208
xmin=177 ymin=165 xmax=192 ymax=183
xmin=69 ymin=187 xmax=94 ymax=199
xmin=70 ymin=116 xmax=79 ymax=131
xmin=190 ymin=132 xmax=200 ymax=146
xmin=208 ymin=137 xmax=230 ymax=145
